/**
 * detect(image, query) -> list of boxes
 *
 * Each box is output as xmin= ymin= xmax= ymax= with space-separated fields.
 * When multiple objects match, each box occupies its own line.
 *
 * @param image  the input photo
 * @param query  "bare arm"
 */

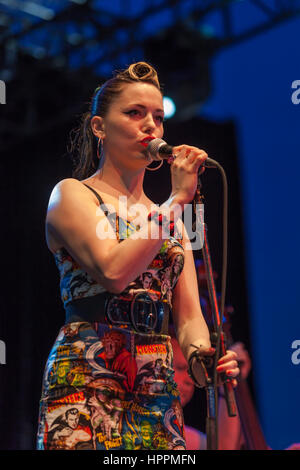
xmin=172 ymin=227 xmax=211 ymax=360
xmin=46 ymin=178 xmax=182 ymax=294
xmin=47 ymin=145 xmax=208 ymax=294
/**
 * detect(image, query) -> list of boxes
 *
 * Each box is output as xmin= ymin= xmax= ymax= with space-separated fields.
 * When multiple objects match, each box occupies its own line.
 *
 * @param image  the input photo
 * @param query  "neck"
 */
xmin=95 ymin=157 xmax=146 ymax=201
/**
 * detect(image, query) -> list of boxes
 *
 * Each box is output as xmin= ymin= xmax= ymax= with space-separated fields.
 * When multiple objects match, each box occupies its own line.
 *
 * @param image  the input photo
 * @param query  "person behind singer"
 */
xmin=37 ymin=61 xmax=239 ymax=450
xmin=181 ymin=261 xmax=300 ymax=451
xmin=171 ymin=335 xmax=250 ymax=450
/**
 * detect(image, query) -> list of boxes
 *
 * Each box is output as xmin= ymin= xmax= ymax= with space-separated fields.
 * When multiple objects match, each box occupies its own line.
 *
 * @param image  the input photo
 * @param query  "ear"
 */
xmin=90 ymin=116 xmax=106 ymax=139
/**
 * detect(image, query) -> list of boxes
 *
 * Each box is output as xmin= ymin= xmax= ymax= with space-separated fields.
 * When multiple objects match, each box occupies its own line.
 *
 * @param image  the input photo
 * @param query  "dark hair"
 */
xmin=66 ymin=408 xmax=79 ymax=419
xmin=69 ymin=62 xmax=162 ymax=180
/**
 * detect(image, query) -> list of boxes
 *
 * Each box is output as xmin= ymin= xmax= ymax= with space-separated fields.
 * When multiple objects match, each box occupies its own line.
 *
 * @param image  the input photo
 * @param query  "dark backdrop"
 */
xmin=0 ymin=105 xmax=249 ymax=448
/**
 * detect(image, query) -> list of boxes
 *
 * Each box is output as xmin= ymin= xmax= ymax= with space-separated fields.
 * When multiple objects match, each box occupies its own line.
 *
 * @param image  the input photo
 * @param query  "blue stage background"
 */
xmin=202 ymin=13 xmax=300 ymax=450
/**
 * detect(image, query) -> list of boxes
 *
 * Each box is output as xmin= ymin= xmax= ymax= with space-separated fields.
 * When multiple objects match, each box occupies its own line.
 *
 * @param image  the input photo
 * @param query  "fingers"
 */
xmin=216 ymin=350 xmax=239 ymax=378
xmin=230 ymin=342 xmax=252 ymax=380
xmin=216 ymin=362 xmax=240 ymax=377
xmin=172 ymin=145 xmax=208 ymax=171
xmin=217 ymin=350 xmax=237 ymax=365
xmin=192 ymin=346 xmax=216 ymax=357
xmin=188 ymin=149 xmax=208 ymax=171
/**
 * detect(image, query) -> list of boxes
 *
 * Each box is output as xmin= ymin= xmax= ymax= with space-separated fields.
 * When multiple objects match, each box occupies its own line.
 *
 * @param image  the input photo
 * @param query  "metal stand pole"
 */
xmin=193 ymin=175 xmax=237 ymax=450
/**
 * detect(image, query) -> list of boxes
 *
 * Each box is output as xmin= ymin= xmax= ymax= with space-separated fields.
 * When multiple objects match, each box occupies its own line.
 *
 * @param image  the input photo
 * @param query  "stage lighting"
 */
xmin=144 ymin=23 xmax=218 ymax=121
xmin=163 ymin=96 xmax=176 ymax=119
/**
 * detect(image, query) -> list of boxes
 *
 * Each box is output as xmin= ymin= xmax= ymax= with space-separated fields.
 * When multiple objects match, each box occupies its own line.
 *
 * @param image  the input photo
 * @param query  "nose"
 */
xmin=142 ymin=112 xmax=156 ymax=134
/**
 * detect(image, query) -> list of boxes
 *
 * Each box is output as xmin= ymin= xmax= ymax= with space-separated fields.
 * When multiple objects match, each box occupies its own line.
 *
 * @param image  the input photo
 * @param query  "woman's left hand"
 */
xmin=216 ymin=350 xmax=240 ymax=387
xmin=188 ymin=347 xmax=239 ymax=388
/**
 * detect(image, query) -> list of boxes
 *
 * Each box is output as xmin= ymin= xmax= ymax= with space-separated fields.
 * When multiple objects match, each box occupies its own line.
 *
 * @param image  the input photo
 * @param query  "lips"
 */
xmin=140 ymin=136 xmax=156 ymax=148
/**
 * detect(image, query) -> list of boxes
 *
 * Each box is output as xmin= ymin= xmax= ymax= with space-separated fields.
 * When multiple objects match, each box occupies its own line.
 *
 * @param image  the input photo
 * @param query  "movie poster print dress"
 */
xmin=37 ymin=184 xmax=186 ymax=450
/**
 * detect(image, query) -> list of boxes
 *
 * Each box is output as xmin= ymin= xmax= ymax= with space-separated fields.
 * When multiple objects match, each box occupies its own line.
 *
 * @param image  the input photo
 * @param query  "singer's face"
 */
xmin=99 ymin=82 xmax=164 ymax=168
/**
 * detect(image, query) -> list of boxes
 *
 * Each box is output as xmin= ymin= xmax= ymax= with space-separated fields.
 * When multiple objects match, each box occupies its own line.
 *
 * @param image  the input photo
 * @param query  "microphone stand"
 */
xmin=193 ymin=172 xmax=237 ymax=450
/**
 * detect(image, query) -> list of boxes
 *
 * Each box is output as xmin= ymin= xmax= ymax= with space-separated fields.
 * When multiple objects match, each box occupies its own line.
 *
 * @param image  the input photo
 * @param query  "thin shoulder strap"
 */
xmin=83 ymin=184 xmax=109 ymax=216
xmin=83 ymin=183 xmax=120 ymax=241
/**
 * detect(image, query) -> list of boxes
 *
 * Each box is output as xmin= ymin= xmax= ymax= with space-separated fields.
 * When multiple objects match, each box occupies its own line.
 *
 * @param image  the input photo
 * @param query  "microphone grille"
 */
xmin=147 ymin=138 xmax=166 ymax=160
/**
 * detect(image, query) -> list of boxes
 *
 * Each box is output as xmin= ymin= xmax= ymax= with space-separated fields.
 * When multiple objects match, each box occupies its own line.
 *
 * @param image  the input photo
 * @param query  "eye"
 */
xmin=155 ymin=115 xmax=164 ymax=124
xmin=124 ymin=109 xmax=140 ymax=117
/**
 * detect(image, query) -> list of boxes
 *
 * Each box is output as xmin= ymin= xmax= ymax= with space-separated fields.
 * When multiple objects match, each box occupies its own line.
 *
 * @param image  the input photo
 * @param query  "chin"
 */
xmin=136 ymin=147 xmax=151 ymax=160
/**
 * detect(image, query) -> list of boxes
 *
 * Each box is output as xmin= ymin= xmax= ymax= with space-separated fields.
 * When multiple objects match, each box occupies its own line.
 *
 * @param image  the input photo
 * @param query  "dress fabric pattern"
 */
xmin=37 ymin=184 xmax=186 ymax=450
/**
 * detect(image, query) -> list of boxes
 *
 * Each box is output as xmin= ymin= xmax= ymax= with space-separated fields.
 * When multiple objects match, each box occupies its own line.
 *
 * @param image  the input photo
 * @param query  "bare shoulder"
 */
xmin=45 ymin=178 xmax=99 ymax=253
xmin=48 ymin=177 xmax=87 ymax=203
xmin=47 ymin=178 xmax=96 ymax=216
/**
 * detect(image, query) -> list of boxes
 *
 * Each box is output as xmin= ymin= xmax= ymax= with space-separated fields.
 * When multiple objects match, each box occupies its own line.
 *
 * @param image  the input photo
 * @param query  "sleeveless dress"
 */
xmin=37 ymin=183 xmax=186 ymax=450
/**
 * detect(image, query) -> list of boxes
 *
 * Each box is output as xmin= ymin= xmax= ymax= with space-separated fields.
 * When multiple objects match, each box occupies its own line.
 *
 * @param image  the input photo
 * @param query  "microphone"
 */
xmin=147 ymin=138 xmax=217 ymax=167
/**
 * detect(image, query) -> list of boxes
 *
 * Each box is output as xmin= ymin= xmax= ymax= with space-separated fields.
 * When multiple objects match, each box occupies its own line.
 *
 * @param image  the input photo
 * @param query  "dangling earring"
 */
xmin=145 ymin=160 xmax=164 ymax=171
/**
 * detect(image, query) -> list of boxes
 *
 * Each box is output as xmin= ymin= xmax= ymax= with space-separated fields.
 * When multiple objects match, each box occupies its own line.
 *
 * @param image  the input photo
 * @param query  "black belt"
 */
xmin=65 ymin=291 xmax=170 ymax=335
